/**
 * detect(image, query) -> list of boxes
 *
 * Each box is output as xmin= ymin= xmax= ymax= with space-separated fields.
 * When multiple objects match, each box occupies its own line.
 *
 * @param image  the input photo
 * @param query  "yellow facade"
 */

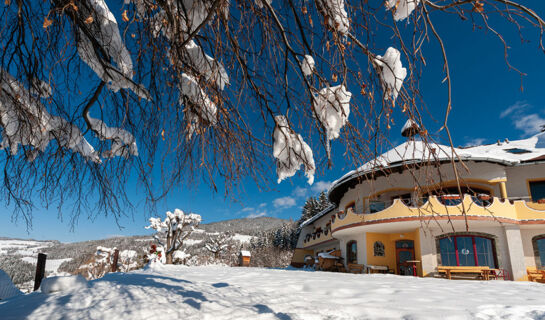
xmin=366 ymin=229 xmax=423 ymax=276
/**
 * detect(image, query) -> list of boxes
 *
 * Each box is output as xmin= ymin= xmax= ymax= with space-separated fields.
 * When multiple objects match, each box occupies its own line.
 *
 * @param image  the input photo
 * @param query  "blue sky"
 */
xmin=2 ymin=1 xmax=545 ymax=242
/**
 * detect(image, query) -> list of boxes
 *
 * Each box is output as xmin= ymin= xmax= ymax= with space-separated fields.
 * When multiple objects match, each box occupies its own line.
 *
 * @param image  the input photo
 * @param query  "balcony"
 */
xmin=302 ymin=228 xmax=334 ymax=248
xmin=330 ymin=195 xmax=545 ymax=233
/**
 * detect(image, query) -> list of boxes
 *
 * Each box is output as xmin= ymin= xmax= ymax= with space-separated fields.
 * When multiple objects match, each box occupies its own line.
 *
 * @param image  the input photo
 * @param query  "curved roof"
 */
xmin=328 ymin=133 xmax=545 ymax=204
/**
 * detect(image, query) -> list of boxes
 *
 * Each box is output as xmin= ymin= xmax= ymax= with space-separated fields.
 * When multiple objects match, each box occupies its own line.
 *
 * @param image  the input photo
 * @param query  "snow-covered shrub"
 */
xmin=146 ymin=209 xmax=202 ymax=264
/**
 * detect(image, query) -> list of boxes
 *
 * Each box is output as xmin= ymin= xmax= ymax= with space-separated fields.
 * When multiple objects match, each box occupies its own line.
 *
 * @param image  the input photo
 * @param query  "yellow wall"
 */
xmin=366 ymin=229 xmax=423 ymax=276
xmin=291 ymin=248 xmax=314 ymax=265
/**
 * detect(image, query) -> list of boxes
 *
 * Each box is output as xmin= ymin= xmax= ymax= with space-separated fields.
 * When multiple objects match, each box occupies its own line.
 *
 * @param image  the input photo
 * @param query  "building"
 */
xmin=291 ymin=132 xmax=545 ymax=280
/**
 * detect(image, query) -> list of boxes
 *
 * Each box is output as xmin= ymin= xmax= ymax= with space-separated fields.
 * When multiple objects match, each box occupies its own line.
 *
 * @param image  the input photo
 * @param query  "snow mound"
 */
xmin=0 ymin=269 xmax=21 ymax=300
xmin=385 ymin=0 xmax=420 ymax=21
xmin=40 ymin=275 xmax=87 ymax=294
xmin=1 ymin=266 xmax=545 ymax=319
xmin=273 ymin=115 xmax=315 ymax=185
xmin=374 ymin=47 xmax=407 ymax=104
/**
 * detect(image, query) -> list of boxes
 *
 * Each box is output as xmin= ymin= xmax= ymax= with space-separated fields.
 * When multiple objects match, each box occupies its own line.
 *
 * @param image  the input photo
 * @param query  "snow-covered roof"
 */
xmin=240 ymin=250 xmax=251 ymax=257
xmin=329 ymin=132 xmax=545 ymax=203
xmin=299 ymin=204 xmax=336 ymax=228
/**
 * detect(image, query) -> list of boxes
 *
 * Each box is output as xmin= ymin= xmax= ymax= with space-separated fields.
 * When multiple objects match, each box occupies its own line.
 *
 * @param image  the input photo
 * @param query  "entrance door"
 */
xmin=396 ymin=240 xmax=415 ymax=275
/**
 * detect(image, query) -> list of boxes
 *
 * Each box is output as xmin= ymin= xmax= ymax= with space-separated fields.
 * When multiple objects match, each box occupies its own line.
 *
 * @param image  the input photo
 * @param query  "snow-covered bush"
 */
xmin=146 ymin=209 xmax=202 ymax=264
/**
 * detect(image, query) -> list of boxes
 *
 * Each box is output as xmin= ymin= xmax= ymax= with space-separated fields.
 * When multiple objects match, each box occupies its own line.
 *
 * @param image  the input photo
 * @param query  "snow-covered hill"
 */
xmin=1 ymin=265 xmax=544 ymax=319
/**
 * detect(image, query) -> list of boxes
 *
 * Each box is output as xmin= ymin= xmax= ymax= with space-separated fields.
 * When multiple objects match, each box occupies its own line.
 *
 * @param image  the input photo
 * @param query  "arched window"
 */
xmin=532 ymin=235 xmax=545 ymax=268
xmin=373 ymin=241 xmax=385 ymax=257
xmin=347 ymin=240 xmax=357 ymax=264
xmin=437 ymin=234 xmax=497 ymax=268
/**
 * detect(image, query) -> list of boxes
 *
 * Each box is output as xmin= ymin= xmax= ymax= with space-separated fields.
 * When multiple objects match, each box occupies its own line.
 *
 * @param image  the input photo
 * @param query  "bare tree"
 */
xmin=1 ymin=0 xmax=544 ymax=227
xmin=146 ymin=209 xmax=201 ymax=264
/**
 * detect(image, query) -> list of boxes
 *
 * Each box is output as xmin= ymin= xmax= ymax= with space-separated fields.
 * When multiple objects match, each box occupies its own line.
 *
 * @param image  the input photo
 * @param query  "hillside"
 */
xmin=0 ymin=217 xmax=294 ymax=291
xmin=199 ymin=217 xmax=291 ymax=235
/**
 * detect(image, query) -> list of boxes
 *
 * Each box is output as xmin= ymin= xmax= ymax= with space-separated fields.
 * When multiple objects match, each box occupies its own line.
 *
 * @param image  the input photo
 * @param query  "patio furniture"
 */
xmin=347 ymin=263 xmax=365 ymax=274
xmin=437 ymin=266 xmax=491 ymax=280
xmin=527 ymin=267 xmax=545 ymax=283
xmin=366 ymin=265 xmax=389 ymax=274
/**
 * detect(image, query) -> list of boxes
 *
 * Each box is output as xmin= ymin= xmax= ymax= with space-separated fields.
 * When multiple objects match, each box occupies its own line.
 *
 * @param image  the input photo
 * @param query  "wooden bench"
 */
xmin=437 ymin=266 xmax=491 ymax=280
xmin=527 ymin=267 xmax=545 ymax=283
xmin=347 ymin=263 xmax=365 ymax=274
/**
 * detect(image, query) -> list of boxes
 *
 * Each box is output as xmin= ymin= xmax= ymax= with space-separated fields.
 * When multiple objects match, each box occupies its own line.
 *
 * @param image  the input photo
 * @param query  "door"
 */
xmin=396 ymin=240 xmax=415 ymax=275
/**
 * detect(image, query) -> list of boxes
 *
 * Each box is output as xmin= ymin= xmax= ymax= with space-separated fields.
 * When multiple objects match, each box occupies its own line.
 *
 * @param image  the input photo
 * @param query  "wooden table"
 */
xmin=367 ymin=265 xmax=389 ymax=274
xmin=437 ymin=266 xmax=491 ymax=280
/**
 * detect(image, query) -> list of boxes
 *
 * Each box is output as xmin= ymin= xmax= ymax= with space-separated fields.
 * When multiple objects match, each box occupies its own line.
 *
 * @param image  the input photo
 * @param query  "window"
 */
xmin=347 ymin=241 xmax=357 ymax=263
xmin=505 ymin=148 xmax=531 ymax=154
xmin=533 ymin=235 xmax=545 ymax=268
xmin=438 ymin=235 xmax=496 ymax=268
xmin=374 ymin=241 xmax=385 ymax=257
xmin=529 ymin=180 xmax=545 ymax=202
xmin=369 ymin=201 xmax=386 ymax=213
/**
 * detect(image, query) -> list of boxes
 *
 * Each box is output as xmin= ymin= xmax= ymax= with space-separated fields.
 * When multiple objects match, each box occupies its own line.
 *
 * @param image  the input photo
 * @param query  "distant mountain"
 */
xmin=199 ymin=217 xmax=291 ymax=235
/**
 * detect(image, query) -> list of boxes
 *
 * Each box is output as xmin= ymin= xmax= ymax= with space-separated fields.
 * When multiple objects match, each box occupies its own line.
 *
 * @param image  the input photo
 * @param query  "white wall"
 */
xmin=505 ymin=164 xmax=545 ymax=199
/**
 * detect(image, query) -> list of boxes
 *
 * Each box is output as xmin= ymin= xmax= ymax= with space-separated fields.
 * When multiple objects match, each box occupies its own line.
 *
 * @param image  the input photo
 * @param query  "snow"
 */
xmin=39 ymin=275 xmax=87 ymax=294
xmin=183 ymin=239 xmax=203 ymax=246
xmin=76 ymin=0 xmax=150 ymax=100
xmin=180 ymin=73 xmax=217 ymax=139
xmin=1 ymin=265 xmax=545 ymax=319
xmin=0 ymin=240 xmax=55 ymax=256
xmin=300 ymin=55 xmax=315 ymax=76
xmin=273 ymin=115 xmax=315 ymax=185
xmin=0 ymin=270 xmax=21 ymax=300
xmin=20 ymin=258 xmax=72 ymax=273
xmin=385 ymin=0 xmax=420 ymax=21
xmin=240 ymin=250 xmax=251 ymax=257
xmin=0 ymin=70 xmax=100 ymax=163
xmin=374 ymin=47 xmax=407 ymax=104
xmin=232 ymin=234 xmax=254 ymax=243
xmin=330 ymin=132 xmax=545 ymax=190
xmin=183 ymin=40 xmax=230 ymax=90
xmin=319 ymin=0 xmax=350 ymax=35
xmin=87 ymin=114 xmax=138 ymax=158
xmin=255 ymin=0 xmax=272 ymax=9
xmin=313 ymin=84 xmax=352 ymax=142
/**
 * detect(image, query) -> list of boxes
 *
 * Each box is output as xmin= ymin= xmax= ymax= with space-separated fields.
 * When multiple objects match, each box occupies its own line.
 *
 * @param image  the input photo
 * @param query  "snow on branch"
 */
xmin=76 ymin=0 xmax=150 ymax=100
xmin=385 ymin=0 xmax=420 ymax=21
xmin=273 ymin=115 xmax=315 ymax=185
xmin=373 ymin=47 xmax=407 ymax=104
xmin=180 ymin=73 xmax=218 ymax=139
xmin=86 ymin=113 xmax=138 ymax=158
xmin=181 ymin=40 xmax=230 ymax=90
xmin=313 ymin=84 xmax=351 ymax=141
xmin=316 ymin=0 xmax=350 ymax=35
xmin=0 ymin=70 xmax=100 ymax=163
xmin=300 ymin=55 xmax=315 ymax=77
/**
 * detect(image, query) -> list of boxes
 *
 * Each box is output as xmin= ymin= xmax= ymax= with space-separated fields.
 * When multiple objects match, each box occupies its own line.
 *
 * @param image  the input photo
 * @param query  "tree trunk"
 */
xmin=166 ymin=252 xmax=173 ymax=264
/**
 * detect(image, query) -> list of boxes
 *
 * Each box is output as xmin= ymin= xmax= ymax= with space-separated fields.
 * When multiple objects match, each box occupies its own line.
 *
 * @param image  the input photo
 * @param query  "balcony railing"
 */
xmin=302 ymin=228 xmax=333 ymax=248
xmin=330 ymin=195 xmax=545 ymax=233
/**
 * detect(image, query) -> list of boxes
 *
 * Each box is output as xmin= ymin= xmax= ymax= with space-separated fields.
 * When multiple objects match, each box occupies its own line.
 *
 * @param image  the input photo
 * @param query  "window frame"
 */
xmin=532 ymin=234 xmax=545 ymax=268
xmin=346 ymin=240 xmax=357 ymax=264
xmin=528 ymin=179 xmax=545 ymax=202
xmin=437 ymin=234 xmax=498 ymax=268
